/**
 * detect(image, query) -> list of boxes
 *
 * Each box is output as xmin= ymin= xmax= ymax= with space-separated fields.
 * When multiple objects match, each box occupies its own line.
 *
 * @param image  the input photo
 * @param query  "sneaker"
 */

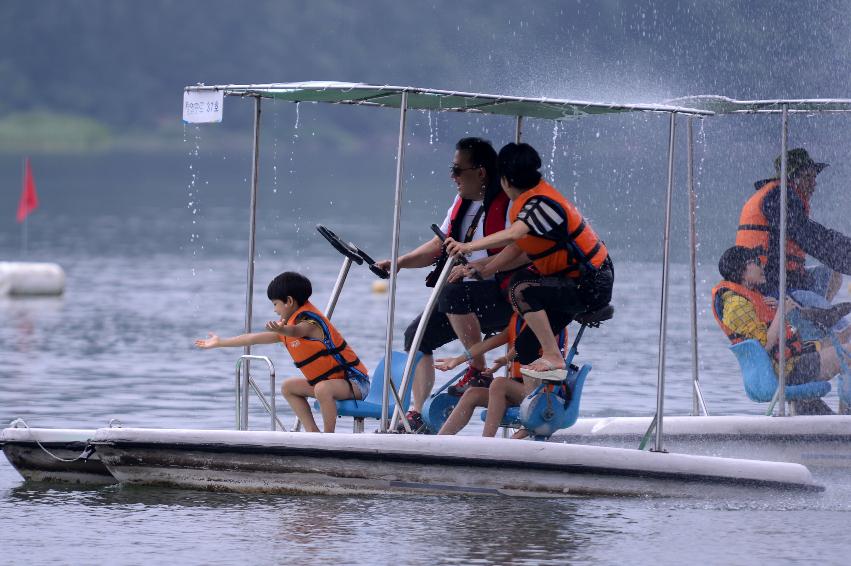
xmin=395 ymin=410 xmax=430 ymax=434
xmin=447 ymin=366 xmax=493 ymax=396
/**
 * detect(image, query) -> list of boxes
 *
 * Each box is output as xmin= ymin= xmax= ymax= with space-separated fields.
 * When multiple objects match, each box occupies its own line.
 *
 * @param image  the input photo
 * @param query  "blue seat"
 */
xmin=480 ymin=405 xmax=521 ymax=428
xmin=729 ymin=339 xmax=830 ymax=403
xmin=481 ymin=363 xmax=591 ymax=436
xmin=313 ymin=351 xmax=423 ymax=430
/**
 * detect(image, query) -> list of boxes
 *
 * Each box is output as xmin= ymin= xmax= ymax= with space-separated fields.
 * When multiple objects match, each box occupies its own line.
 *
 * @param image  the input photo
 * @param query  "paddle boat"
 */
xmin=1 ymin=423 xmax=115 ymax=484
xmin=547 ymin=96 xmax=851 ymax=469
xmin=2 ymin=84 xmax=844 ymax=493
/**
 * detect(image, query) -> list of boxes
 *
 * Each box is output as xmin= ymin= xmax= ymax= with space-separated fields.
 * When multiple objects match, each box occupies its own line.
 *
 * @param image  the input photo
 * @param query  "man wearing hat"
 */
xmin=735 ymin=148 xmax=851 ymax=298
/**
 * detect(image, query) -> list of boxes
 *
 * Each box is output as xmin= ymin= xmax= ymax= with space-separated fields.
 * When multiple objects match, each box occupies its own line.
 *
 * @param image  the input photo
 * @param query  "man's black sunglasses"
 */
xmin=450 ymin=164 xmax=481 ymax=177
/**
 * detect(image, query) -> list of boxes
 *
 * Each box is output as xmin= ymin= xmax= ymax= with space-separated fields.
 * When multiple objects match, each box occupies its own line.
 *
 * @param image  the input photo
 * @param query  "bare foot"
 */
xmin=524 ymin=356 xmax=565 ymax=372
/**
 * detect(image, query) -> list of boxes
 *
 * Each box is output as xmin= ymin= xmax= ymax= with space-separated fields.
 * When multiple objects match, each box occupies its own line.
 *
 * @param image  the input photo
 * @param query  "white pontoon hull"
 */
xmin=1 ymin=428 xmax=116 ymax=485
xmin=550 ymin=415 xmax=851 ymax=469
xmin=90 ymin=428 xmax=821 ymax=497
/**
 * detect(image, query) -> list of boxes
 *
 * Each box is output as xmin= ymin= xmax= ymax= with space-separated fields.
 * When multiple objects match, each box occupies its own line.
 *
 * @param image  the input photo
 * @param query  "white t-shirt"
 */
xmin=439 ymin=196 xmax=510 ymax=281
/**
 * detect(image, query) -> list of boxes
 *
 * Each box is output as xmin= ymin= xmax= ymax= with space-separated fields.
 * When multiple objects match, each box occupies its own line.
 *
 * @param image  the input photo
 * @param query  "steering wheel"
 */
xmin=316 ymin=225 xmax=363 ymax=265
xmin=315 ymin=225 xmax=390 ymax=279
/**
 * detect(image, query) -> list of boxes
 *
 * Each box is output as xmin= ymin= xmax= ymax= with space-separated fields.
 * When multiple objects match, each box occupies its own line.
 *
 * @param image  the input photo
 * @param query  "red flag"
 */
xmin=16 ymin=158 xmax=38 ymax=223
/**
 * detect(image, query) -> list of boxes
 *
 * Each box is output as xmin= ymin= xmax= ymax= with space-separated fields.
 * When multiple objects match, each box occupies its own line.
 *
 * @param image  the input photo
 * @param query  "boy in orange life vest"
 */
xmin=195 ymin=272 xmax=369 ymax=433
xmin=712 ymin=246 xmax=851 ymax=386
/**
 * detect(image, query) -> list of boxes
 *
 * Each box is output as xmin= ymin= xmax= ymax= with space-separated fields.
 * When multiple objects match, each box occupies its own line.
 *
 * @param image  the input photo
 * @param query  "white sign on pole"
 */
xmin=182 ymin=90 xmax=224 ymax=123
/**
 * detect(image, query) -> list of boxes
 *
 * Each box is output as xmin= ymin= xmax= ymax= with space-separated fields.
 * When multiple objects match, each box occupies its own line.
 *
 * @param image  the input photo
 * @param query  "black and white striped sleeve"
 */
xmin=516 ymin=196 xmax=566 ymax=237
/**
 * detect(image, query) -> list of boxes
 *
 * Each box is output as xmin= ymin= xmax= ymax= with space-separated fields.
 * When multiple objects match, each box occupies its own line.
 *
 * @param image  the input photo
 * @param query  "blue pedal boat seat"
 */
xmin=729 ymin=339 xmax=830 ymax=403
xmin=481 ymin=363 xmax=592 ymax=433
xmin=313 ymin=351 xmax=423 ymax=420
xmin=480 ymin=405 xmax=522 ymax=428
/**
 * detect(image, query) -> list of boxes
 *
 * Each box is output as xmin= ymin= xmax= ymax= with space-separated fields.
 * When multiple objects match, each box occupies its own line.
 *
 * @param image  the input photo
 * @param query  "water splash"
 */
xmin=289 ymin=102 xmax=303 ymax=246
xmin=272 ymin=104 xmax=279 ymax=194
xmin=549 ymin=121 xmax=560 ymax=184
xmin=186 ymin=126 xmax=202 ymax=257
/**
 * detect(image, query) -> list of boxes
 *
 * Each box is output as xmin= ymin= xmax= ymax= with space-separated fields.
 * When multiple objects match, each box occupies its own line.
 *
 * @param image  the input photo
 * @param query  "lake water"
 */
xmin=2 ymin=150 xmax=850 ymax=565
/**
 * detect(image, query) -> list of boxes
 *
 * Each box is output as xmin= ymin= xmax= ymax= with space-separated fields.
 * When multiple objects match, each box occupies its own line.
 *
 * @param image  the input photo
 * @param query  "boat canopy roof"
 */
xmin=669 ymin=95 xmax=851 ymax=114
xmin=184 ymin=81 xmax=714 ymax=120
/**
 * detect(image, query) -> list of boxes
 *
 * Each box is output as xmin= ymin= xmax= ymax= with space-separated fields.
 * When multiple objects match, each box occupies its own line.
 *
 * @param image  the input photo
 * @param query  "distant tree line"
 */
xmin=1 ymin=0 xmax=848 ymax=139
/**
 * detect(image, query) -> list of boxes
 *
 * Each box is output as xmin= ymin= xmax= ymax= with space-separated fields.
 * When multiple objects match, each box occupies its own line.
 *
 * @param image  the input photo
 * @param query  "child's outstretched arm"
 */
xmin=434 ymin=328 xmax=509 ymax=371
xmin=195 ymin=331 xmax=280 ymax=349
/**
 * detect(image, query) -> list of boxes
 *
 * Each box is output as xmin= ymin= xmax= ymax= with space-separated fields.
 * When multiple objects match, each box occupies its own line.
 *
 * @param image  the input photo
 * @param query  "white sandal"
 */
xmin=520 ymin=367 xmax=568 ymax=382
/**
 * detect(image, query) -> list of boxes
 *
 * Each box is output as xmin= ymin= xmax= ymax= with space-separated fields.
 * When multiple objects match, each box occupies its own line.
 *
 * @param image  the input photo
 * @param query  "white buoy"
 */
xmin=0 ymin=262 xmax=65 ymax=296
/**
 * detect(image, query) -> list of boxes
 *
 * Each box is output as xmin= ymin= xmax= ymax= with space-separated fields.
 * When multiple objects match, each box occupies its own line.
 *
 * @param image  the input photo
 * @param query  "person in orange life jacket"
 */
xmin=195 ymin=272 xmax=369 ymax=433
xmin=712 ymin=246 xmax=851 ymax=385
xmin=434 ymin=308 xmax=570 ymax=437
xmin=375 ymin=138 xmax=526 ymax=432
xmin=446 ymin=143 xmax=614 ymax=379
xmin=736 ymin=148 xmax=851 ymax=299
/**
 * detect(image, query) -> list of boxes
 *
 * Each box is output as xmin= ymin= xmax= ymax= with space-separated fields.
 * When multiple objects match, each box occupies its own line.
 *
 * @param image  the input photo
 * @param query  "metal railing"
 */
xmin=235 ymin=355 xmax=285 ymax=431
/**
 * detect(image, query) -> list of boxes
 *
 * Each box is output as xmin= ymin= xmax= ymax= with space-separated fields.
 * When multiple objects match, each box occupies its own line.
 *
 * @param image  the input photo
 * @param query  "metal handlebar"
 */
xmin=235 ymin=355 xmax=285 ymax=431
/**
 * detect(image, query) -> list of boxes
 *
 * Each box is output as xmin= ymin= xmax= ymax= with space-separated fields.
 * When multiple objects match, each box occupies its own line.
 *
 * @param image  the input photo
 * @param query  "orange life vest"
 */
xmin=506 ymin=313 xmax=567 ymax=381
xmin=509 ymin=179 xmax=608 ymax=278
xmin=710 ymin=280 xmax=803 ymax=361
xmin=280 ymin=302 xmax=369 ymax=386
xmin=735 ymin=179 xmax=808 ymax=275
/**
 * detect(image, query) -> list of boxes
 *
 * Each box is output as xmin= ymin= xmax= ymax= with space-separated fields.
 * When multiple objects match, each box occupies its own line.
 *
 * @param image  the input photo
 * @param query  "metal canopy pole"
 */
xmin=777 ymin=105 xmax=789 ymax=416
xmin=241 ymin=95 xmax=262 ymax=424
xmin=653 ymin=112 xmax=677 ymax=453
xmin=390 ymin=255 xmax=458 ymax=431
xmin=381 ymin=91 xmax=409 ymax=432
xmin=325 ymin=258 xmax=353 ymax=319
xmin=686 ymin=118 xmax=707 ymax=416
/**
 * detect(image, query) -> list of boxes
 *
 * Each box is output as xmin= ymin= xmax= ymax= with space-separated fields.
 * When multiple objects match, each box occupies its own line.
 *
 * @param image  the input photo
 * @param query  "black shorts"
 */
xmin=508 ymin=258 xmax=614 ymax=317
xmin=404 ymin=280 xmax=512 ymax=355
xmin=786 ymin=351 xmax=822 ymax=385
xmin=513 ymin=313 xmax=573 ymax=364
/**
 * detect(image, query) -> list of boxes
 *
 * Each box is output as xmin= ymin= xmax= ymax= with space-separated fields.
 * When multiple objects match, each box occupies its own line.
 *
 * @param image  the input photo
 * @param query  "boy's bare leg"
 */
xmin=438 ymin=388 xmax=489 ymax=435
xmin=313 ymin=379 xmax=359 ymax=433
xmin=411 ymin=355 xmax=435 ymax=413
xmin=482 ymin=379 xmax=526 ymax=437
xmin=447 ymin=312 xmax=486 ymax=370
xmin=282 ymin=377 xmax=320 ymax=432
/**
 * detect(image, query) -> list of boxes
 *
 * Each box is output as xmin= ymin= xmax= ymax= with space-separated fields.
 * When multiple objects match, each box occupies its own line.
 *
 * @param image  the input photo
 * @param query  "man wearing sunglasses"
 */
xmin=375 ymin=137 xmax=525 ymax=433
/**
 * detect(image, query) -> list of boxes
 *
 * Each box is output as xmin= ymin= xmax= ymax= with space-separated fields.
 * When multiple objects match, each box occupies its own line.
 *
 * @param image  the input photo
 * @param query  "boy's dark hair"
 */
xmin=267 ymin=272 xmax=312 ymax=305
xmin=718 ymin=246 xmax=761 ymax=283
xmin=498 ymin=142 xmax=542 ymax=190
xmin=456 ymin=137 xmax=501 ymax=208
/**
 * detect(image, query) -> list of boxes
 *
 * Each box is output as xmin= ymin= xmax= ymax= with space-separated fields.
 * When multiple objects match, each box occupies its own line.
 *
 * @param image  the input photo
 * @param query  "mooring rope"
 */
xmin=8 ymin=418 xmax=94 ymax=463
